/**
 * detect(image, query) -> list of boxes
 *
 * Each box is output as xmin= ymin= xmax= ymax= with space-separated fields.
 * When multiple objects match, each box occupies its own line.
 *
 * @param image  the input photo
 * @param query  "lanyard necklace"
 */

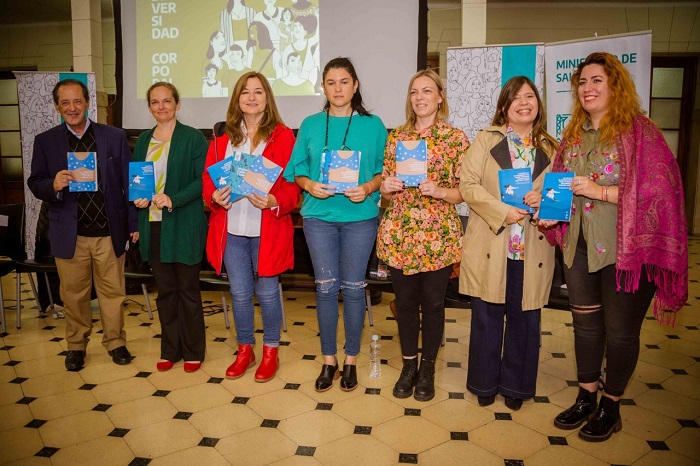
xmin=323 ymin=108 xmax=354 ymax=152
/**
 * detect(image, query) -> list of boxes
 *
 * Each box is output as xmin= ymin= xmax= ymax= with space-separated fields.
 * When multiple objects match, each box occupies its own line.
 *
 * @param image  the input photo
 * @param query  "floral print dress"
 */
xmin=377 ymin=119 xmax=469 ymax=275
xmin=506 ymin=127 xmax=536 ymax=260
xmin=561 ymin=122 xmax=620 ymax=272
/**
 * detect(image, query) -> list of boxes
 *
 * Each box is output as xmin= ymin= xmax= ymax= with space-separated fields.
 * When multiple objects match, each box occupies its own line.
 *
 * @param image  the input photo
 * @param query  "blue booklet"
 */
xmin=321 ymin=150 xmax=362 ymax=192
xmin=128 ymin=162 xmax=156 ymax=201
xmin=498 ymin=167 xmax=534 ymax=213
xmin=235 ymin=155 xmax=282 ymax=197
xmin=206 ymin=157 xmax=234 ymax=191
xmin=538 ymin=172 xmax=574 ymax=222
xmin=67 ymin=151 xmax=97 ymax=192
xmin=206 ymin=152 xmax=256 ymax=203
xmin=395 ymin=140 xmax=427 ymax=187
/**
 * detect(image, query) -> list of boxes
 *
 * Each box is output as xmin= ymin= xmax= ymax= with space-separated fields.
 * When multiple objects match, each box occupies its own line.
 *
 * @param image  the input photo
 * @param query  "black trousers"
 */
xmin=564 ymin=232 xmax=655 ymax=397
xmin=389 ymin=265 xmax=452 ymax=361
xmin=150 ymin=222 xmax=206 ymax=362
xmin=467 ymin=259 xmax=541 ymax=399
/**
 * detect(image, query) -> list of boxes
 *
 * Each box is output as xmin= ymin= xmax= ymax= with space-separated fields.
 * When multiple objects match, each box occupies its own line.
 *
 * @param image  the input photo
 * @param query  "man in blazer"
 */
xmin=28 ymin=79 xmax=138 ymax=371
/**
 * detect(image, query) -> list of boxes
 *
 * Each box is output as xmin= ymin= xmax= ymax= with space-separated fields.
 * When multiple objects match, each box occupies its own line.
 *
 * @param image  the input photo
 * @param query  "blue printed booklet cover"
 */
xmin=538 ymin=172 xmax=574 ymax=222
xmin=67 ymin=151 xmax=97 ymax=192
xmin=321 ymin=150 xmax=362 ymax=192
xmin=396 ymin=140 xmax=427 ymax=187
xmin=206 ymin=152 xmax=256 ymax=203
xmin=235 ymin=155 xmax=282 ymax=197
xmin=128 ymin=162 xmax=156 ymax=201
xmin=207 ymin=157 xmax=234 ymax=191
xmin=498 ymin=167 xmax=534 ymax=213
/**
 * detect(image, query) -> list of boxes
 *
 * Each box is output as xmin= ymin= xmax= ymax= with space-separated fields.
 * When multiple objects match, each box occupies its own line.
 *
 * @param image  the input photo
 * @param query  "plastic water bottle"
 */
xmin=369 ymin=335 xmax=382 ymax=378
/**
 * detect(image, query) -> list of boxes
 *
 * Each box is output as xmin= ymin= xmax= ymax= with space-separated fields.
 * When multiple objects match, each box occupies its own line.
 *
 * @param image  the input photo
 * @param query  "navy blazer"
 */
xmin=27 ymin=121 xmax=138 ymax=259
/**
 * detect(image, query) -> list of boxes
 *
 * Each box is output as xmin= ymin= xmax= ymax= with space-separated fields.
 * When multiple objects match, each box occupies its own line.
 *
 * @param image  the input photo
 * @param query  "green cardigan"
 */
xmin=133 ymin=121 xmax=208 ymax=265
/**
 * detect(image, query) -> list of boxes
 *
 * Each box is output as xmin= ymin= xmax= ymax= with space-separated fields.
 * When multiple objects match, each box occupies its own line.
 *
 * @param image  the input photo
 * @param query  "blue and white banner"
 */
xmin=544 ymin=32 xmax=652 ymax=140
xmin=14 ymin=72 xmax=96 ymax=258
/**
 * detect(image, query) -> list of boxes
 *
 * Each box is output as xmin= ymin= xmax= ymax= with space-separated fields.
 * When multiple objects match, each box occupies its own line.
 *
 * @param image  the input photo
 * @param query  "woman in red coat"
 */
xmin=203 ymin=71 xmax=300 ymax=382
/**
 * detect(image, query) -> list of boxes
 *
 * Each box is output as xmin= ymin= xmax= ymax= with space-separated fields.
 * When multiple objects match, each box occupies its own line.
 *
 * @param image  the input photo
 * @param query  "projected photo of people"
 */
xmin=136 ymin=0 xmax=320 ymax=99
xmin=246 ymin=21 xmax=282 ymax=79
xmin=272 ymin=52 xmax=314 ymax=95
xmin=202 ymin=64 xmax=226 ymax=97
xmin=281 ymin=15 xmax=319 ymax=87
xmin=223 ymin=44 xmax=248 ymax=93
xmin=278 ymin=8 xmax=294 ymax=53
xmin=253 ymin=0 xmax=283 ymax=50
xmin=222 ymin=0 xmax=255 ymax=51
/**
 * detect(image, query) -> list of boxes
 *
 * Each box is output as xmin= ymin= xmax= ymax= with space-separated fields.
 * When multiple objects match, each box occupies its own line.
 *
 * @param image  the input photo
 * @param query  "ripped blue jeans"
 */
xmin=303 ymin=217 xmax=378 ymax=356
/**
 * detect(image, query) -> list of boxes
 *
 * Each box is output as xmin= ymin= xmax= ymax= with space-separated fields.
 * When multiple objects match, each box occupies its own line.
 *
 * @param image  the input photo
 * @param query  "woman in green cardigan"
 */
xmin=133 ymin=82 xmax=209 ymax=373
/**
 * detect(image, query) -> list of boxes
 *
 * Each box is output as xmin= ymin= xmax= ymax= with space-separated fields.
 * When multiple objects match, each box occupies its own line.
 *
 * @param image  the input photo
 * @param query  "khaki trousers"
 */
xmin=55 ymin=235 xmax=127 ymax=351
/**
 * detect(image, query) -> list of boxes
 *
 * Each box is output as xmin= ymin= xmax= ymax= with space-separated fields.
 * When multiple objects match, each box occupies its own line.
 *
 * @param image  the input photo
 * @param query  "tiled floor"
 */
xmin=1 ymin=240 xmax=699 ymax=465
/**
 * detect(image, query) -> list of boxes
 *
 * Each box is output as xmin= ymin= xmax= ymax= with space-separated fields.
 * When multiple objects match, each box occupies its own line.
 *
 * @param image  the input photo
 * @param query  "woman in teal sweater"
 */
xmin=284 ymin=57 xmax=387 ymax=392
xmin=133 ymin=82 xmax=209 ymax=373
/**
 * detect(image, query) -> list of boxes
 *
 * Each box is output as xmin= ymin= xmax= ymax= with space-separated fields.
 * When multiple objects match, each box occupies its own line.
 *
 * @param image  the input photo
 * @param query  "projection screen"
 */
xmin=119 ymin=0 xmax=420 ymax=130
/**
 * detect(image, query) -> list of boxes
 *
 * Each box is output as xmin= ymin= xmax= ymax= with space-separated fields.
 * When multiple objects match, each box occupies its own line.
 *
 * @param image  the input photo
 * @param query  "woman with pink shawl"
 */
xmin=542 ymin=52 xmax=687 ymax=442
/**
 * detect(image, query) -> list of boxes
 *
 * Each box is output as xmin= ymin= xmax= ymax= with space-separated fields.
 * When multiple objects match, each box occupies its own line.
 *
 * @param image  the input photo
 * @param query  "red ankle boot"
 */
xmin=254 ymin=346 xmax=279 ymax=383
xmin=226 ymin=344 xmax=256 ymax=379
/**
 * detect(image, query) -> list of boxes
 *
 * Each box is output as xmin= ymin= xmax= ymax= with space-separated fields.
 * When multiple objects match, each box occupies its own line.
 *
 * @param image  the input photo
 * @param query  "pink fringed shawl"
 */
xmin=546 ymin=115 xmax=688 ymax=324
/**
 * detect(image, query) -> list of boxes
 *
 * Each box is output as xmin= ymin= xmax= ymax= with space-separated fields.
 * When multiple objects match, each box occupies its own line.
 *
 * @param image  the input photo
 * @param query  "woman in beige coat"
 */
xmin=460 ymin=76 xmax=557 ymax=410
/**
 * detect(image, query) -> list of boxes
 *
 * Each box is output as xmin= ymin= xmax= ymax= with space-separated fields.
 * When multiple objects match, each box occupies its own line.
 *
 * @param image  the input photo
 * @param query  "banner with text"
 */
xmin=545 ymin=32 xmax=651 ymax=140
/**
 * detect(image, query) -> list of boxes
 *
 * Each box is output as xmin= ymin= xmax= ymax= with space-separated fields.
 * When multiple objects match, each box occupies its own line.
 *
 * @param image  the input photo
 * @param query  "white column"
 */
xmin=462 ymin=0 xmax=487 ymax=46
xmin=71 ymin=0 xmax=107 ymax=123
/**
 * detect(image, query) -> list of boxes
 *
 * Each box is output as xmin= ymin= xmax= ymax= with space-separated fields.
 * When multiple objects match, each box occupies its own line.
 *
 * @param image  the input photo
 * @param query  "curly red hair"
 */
xmin=562 ymin=52 xmax=643 ymax=149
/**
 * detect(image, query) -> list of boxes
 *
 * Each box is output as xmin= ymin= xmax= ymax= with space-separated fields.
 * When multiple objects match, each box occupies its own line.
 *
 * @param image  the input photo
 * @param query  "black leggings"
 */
xmin=389 ymin=265 xmax=453 ymax=361
xmin=564 ymin=232 xmax=655 ymax=397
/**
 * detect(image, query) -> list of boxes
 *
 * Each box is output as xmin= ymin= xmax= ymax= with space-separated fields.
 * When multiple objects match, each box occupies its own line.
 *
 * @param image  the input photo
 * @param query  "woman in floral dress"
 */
xmin=378 ymin=69 xmax=469 ymax=402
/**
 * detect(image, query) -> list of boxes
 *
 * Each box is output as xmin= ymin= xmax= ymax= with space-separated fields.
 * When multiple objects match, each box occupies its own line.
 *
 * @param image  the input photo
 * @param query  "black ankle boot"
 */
xmin=554 ymin=386 xmax=598 ymax=430
xmin=414 ymin=359 xmax=435 ymax=402
xmin=579 ymin=396 xmax=622 ymax=442
xmin=393 ymin=358 xmax=418 ymax=399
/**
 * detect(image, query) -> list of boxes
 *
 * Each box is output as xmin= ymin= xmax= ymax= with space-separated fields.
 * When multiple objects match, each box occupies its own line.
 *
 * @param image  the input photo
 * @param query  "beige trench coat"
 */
xmin=459 ymin=125 xmax=555 ymax=310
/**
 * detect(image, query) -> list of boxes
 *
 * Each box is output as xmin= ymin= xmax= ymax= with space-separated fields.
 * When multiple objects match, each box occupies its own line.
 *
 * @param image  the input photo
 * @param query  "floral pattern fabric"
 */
xmin=506 ymin=126 xmax=536 ymax=260
xmin=377 ymin=120 xmax=469 ymax=275
xmin=561 ymin=122 xmax=620 ymax=272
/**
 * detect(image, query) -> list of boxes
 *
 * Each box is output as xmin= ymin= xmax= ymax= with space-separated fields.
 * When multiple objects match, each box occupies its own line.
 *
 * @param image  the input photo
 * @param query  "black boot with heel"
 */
xmin=414 ymin=359 xmax=435 ymax=402
xmin=579 ymin=395 xmax=622 ymax=442
xmin=393 ymin=358 xmax=418 ymax=399
xmin=554 ymin=386 xmax=598 ymax=430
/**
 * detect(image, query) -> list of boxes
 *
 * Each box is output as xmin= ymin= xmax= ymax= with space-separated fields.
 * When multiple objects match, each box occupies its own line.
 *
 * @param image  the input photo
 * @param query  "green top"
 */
xmin=562 ymin=121 xmax=620 ymax=272
xmin=133 ymin=121 xmax=208 ymax=265
xmin=284 ymin=111 xmax=387 ymax=222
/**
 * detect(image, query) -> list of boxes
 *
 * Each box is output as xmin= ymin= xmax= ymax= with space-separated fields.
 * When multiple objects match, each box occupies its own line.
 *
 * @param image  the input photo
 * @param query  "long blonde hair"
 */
xmin=225 ymin=72 xmax=284 ymax=148
xmin=397 ymin=69 xmax=449 ymax=132
xmin=562 ymin=52 xmax=642 ymax=149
